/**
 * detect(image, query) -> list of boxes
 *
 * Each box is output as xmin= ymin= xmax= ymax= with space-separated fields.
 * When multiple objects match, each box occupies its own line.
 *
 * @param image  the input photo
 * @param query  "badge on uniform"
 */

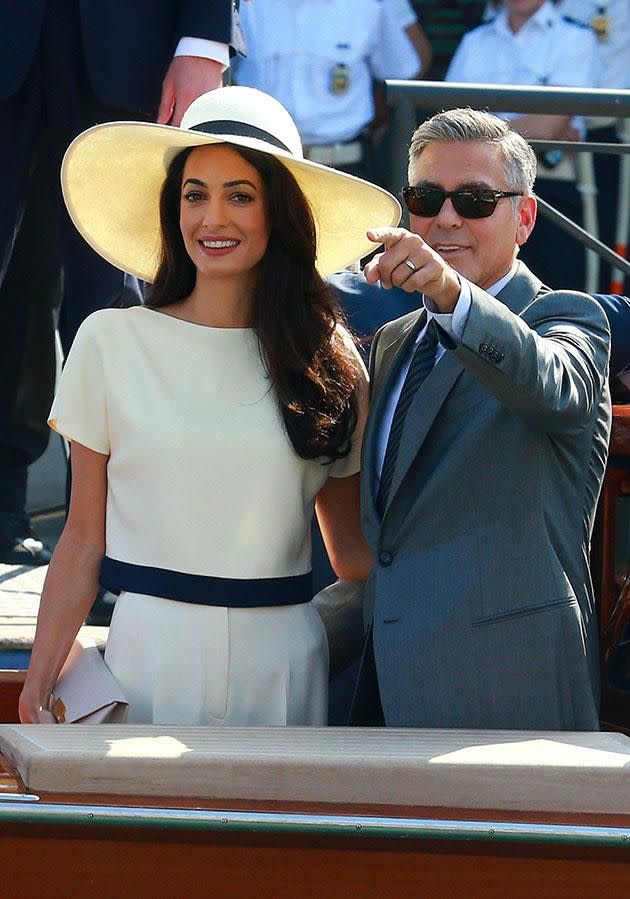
xmin=591 ymin=10 xmax=610 ymax=42
xmin=330 ymin=63 xmax=350 ymax=95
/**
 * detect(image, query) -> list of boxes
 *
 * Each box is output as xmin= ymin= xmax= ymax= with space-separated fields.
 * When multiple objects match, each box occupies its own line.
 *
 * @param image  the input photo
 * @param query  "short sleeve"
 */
xmin=328 ymin=328 xmax=369 ymax=479
xmin=370 ymin=0 xmax=421 ymax=81
xmin=48 ymin=312 xmax=110 ymax=455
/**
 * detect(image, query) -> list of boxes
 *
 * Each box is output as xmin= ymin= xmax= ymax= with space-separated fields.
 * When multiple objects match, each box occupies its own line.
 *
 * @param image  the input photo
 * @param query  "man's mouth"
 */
xmin=435 ymin=244 xmax=466 ymax=254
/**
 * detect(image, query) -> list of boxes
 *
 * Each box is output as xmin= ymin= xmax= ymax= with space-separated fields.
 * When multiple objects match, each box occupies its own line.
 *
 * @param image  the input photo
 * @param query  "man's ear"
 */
xmin=516 ymin=195 xmax=537 ymax=246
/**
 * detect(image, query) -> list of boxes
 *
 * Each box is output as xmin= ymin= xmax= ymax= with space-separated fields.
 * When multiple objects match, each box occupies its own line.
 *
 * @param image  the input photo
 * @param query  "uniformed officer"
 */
xmin=234 ymin=0 xmax=427 ymax=181
xmin=558 ymin=0 xmax=630 ymax=292
xmin=445 ymin=0 xmax=599 ymax=292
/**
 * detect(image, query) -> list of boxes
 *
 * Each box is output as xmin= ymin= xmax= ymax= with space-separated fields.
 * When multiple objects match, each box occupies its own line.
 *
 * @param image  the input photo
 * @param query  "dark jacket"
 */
xmin=0 ymin=1 xmax=237 ymax=113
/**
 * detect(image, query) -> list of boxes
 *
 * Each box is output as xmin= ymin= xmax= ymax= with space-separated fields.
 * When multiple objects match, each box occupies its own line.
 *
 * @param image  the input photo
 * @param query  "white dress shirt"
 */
xmin=175 ymin=38 xmax=231 ymax=71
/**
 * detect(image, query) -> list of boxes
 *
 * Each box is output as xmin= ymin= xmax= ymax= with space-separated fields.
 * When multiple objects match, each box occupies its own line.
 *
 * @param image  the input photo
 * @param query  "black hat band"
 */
xmin=190 ymin=121 xmax=293 ymax=154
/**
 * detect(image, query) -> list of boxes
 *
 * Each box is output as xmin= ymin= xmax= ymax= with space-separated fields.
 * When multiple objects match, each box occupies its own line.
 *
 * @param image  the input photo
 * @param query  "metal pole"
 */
xmin=611 ymin=118 xmax=630 ymax=294
xmin=576 ymin=152 xmax=600 ymax=293
xmin=387 ymin=99 xmax=415 ymax=196
xmin=386 ymin=81 xmax=630 ymax=118
xmin=535 ymin=196 xmax=630 ymax=279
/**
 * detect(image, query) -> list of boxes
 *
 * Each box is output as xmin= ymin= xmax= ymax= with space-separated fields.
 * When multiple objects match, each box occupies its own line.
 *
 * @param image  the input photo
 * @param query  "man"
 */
xmin=353 ymin=108 xmax=611 ymax=730
xmin=445 ymin=0 xmax=599 ymax=294
xmin=558 ymin=0 xmax=630 ymax=292
xmin=0 ymin=1 xmax=241 ymax=565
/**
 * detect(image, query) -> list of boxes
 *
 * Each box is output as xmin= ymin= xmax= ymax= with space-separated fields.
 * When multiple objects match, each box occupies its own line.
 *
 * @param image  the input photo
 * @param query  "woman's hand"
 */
xmin=19 ymin=440 xmax=108 ymax=726
xmin=18 ymin=691 xmax=56 ymax=724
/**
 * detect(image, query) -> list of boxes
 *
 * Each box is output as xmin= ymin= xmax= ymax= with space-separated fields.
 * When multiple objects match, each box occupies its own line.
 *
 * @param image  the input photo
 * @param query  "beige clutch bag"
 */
xmin=50 ymin=637 xmax=128 ymax=724
xmin=313 ymin=579 xmax=366 ymax=676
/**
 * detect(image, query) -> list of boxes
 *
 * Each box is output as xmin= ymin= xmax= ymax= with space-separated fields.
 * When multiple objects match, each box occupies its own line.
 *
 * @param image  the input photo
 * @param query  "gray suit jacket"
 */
xmin=360 ymin=262 xmax=611 ymax=730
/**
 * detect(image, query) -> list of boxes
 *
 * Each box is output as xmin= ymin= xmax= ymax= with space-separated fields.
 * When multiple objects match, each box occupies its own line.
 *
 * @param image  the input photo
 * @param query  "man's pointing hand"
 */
xmin=364 ymin=227 xmax=461 ymax=312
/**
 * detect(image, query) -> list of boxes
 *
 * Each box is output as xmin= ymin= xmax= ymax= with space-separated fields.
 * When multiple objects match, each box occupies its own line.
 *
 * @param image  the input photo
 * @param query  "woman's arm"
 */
xmin=18 ymin=441 xmax=108 ymax=723
xmin=315 ymin=472 xmax=372 ymax=581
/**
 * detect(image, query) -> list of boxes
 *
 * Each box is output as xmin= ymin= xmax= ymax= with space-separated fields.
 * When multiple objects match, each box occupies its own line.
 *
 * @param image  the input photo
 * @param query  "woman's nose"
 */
xmin=202 ymin=196 xmax=228 ymax=227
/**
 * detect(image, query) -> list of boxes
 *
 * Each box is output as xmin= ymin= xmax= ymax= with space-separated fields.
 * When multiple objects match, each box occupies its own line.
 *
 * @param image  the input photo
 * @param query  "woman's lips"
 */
xmin=198 ymin=238 xmax=241 ymax=256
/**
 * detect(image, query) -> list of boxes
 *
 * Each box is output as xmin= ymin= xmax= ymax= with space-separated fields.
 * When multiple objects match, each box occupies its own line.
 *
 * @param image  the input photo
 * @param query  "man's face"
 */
xmin=408 ymin=140 xmax=536 ymax=291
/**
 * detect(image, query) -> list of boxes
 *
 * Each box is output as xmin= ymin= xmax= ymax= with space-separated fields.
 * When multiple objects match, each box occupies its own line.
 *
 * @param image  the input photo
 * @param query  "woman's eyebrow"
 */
xmin=182 ymin=178 xmax=258 ymax=189
xmin=223 ymin=179 xmax=257 ymax=189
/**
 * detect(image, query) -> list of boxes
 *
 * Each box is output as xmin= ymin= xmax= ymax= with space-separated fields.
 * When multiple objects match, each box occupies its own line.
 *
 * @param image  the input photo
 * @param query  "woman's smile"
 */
xmin=198 ymin=236 xmax=242 ymax=255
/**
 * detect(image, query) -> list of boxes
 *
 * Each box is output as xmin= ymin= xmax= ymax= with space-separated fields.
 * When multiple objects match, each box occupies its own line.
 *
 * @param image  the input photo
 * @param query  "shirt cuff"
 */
xmin=424 ymin=278 xmax=472 ymax=344
xmin=175 ymin=38 xmax=230 ymax=70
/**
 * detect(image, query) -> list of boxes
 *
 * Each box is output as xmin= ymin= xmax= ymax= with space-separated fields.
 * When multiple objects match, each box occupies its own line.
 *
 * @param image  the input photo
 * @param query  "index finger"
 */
xmin=367 ymin=227 xmax=409 ymax=249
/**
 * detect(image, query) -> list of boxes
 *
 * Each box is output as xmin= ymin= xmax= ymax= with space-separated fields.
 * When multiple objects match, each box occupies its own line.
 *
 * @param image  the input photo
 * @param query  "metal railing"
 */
xmin=385 ymin=81 xmax=630 ymax=287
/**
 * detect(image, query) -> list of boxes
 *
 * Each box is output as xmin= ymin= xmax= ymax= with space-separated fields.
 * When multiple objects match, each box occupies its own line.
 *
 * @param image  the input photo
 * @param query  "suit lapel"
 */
xmin=383 ymin=350 xmax=464 ymax=518
xmin=378 ymin=263 xmax=542 ymax=524
xmin=362 ymin=310 xmax=426 ymax=516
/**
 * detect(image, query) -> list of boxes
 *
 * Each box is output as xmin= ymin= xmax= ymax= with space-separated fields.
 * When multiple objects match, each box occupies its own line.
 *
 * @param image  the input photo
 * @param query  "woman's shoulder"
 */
xmin=333 ymin=321 xmax=358 ymax=348
xmin=73 ymin=306 xmax=148 ymax=347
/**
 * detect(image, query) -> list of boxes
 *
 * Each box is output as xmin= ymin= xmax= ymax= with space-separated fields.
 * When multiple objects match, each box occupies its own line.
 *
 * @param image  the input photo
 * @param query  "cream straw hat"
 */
xmin=61 ymin=86 xmax=401 ymax=281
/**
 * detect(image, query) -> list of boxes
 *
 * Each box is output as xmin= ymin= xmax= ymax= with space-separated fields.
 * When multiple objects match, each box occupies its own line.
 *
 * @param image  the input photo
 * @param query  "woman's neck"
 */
xmin=176 ymin=272 xmax=255 ymax=329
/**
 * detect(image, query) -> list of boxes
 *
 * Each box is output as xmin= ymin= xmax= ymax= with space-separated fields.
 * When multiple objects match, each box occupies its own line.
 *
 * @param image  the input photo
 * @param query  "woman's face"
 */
xmin=179 ymin=144 xmax=270 ymax=283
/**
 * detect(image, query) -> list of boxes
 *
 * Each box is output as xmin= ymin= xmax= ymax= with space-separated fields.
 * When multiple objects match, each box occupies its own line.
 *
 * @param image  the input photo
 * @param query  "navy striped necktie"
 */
xmin=377 ymin=319 xmax=439 ymax=516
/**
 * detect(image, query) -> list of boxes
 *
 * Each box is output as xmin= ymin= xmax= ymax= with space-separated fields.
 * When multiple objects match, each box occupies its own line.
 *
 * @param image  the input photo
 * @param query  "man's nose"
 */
xmin=435 ymin=197 xmax=463 ymax=226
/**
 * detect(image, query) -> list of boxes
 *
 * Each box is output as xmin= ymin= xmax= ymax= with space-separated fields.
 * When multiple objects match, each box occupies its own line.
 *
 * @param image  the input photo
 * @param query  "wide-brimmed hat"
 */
xmin=61 ymin=86 xmax=401 ymax=281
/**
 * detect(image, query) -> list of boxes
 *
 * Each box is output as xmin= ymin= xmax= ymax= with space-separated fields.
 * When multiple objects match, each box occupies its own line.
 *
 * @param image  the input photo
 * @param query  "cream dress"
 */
xmin=49 ymin=306 xmax=367 ymax=726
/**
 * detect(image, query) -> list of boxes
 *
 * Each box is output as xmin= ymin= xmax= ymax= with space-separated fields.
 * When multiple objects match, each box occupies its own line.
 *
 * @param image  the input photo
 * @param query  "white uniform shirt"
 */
xmin=558 ymin=0 xmax=630 ymax=89
xmin=446 ymin=1 xmax=599 ymax=135
xmin=235 ymin=0 xmax=421 ymax=145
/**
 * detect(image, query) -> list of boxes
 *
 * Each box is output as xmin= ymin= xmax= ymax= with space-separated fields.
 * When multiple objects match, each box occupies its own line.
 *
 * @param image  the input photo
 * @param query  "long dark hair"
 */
xmin=147 ymin=144 xmax=360 ymax=462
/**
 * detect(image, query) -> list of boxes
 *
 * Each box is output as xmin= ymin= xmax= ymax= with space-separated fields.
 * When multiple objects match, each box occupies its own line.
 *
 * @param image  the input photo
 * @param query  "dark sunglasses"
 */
xmin=402 ymin=185 xmax=522 ymax=219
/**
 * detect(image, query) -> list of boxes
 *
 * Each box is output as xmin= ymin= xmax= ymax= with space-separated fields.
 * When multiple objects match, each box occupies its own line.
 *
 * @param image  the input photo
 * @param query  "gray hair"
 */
xmin=408 ymin=108 xmax=537 ymax=198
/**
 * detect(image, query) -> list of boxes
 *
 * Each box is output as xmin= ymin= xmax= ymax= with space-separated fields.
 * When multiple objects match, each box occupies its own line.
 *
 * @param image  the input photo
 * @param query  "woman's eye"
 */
xmin=183 ymin=190 xmax=204 ymax=202
xmin=231 ymin=193 xmax=253 ymax=204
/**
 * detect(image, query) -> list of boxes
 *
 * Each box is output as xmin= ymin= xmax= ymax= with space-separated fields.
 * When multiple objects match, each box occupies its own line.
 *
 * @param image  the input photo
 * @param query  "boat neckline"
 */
xmin=139 ymin=305 xmax=254 ymax=333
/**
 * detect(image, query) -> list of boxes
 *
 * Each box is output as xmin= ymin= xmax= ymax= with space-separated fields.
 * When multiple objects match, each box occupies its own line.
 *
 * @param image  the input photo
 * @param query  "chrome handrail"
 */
xmin=0 ymin=801 xmax=629 ymax=847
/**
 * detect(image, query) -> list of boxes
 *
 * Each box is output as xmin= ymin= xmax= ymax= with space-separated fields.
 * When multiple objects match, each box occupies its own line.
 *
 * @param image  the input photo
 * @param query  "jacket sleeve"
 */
xmin=176 ymin=0 xmax=235 ymax=47
xmin=453 ymin=285 xmax=611 ymax=433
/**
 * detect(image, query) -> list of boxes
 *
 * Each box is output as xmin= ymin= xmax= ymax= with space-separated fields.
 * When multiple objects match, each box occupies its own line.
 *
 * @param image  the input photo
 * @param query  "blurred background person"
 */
xmin=412 ymin=0 xmax=487 ymax=80
xmin=445 ymin=0 xmax=599 ymax=292
xmin=0 ymin=1 xmax=241 ymax=566
xmin=235 ymin=0 xmax=430 ymax=184
xmin=558 ymin=0 xmax=630 ymax=293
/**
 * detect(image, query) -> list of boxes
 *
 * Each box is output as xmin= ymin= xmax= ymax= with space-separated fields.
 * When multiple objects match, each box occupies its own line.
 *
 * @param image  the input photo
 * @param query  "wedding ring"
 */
xmin=403 ymin=258 xmax=416 ymax=273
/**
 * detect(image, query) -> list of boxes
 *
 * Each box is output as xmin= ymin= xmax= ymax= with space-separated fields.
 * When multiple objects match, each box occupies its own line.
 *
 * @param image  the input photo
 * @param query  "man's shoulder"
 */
xmin=524 ymin=284 xmax=612 ymax=334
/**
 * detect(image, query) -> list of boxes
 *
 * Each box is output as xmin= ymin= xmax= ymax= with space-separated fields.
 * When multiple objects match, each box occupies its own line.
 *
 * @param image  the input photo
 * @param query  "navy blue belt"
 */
xmin=100 ymin=557 xmax=313 ymax=608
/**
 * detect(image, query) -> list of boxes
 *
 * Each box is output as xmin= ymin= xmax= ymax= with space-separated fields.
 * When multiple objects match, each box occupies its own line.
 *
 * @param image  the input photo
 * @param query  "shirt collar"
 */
xmin=486 ymin=261 xmax=519 ymax=297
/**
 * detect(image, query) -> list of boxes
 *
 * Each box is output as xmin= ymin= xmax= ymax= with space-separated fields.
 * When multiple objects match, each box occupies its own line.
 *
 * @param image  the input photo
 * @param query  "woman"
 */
xmin=19 ymin=87 xmax=401 ymax=726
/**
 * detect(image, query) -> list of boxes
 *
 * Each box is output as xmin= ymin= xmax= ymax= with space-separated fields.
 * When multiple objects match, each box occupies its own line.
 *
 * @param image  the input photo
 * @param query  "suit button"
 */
xmin=479 ymin=343 xmax=488 ymax=355
xmin=378 ymin=550 xmax=394 ymax=567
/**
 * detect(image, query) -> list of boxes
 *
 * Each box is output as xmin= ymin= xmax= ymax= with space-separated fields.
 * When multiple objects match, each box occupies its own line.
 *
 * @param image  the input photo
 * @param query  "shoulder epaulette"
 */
xmin=561 ymin=15 xmax=591 ymax=29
